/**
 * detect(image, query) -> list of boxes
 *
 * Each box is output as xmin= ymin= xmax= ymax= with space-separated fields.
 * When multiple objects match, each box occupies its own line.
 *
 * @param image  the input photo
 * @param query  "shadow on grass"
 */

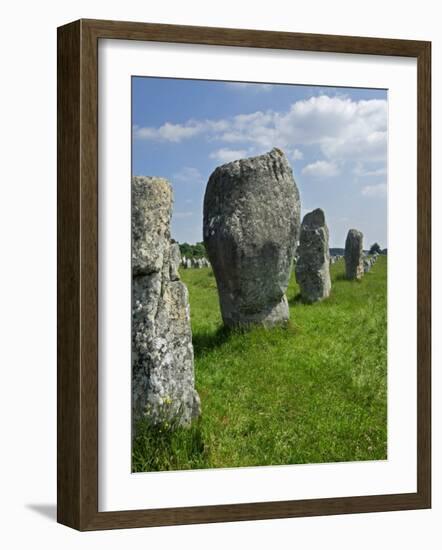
xmin=335 ymin=273 xmax=363 ymax=282
xmin=192 ymin=325 xmax=232 ymax=357
xmin=192 ymin=308 xmax=302 ymax=356
xmin=288 ymin=292 xmax=303 ymax=305
xmin=288 ymin=292 xmax=320 ymax=306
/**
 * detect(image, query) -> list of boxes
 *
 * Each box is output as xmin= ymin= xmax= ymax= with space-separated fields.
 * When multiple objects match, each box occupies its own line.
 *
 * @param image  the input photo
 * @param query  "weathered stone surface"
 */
xmin=169 ymin=243 xmax=181 ymax=281
xmin=132 ymin=176 xmax=172 ymax=277
xmin=132 ymin=176 xmax=200 ymax=428
xmin=203 ymin=148 xmax=300 ymax=327
xmin=345 ymin=229 xmax=364 ymax=280
xmin=295 ymin=208 xmax=331 ymax=303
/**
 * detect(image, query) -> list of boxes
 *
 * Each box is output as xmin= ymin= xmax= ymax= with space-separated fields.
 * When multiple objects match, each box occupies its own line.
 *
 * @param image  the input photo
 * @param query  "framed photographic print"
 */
xmin=57 ymin=19 xmax=431 ymax=530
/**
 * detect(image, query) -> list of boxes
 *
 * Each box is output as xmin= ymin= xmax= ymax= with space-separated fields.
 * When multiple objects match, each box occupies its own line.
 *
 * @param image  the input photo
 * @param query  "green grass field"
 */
xmin=133 ymin=256 xmax=387 ymax=472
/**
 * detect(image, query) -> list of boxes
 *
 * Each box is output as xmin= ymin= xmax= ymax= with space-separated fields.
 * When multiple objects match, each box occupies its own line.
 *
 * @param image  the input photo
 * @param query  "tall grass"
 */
xmin=133 ymin=257 xmax=387 ymax=472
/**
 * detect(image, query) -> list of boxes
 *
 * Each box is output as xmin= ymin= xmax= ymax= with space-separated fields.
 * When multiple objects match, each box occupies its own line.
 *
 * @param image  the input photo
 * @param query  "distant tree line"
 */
xmin=176 ymin=241 xmax=207 ymax=259
xmin=174 ymin=240 xmax=386 ymax=259
xmin=369 ymin=242 xmax=382 ymax=255
xmin=329 ymin=244 xmax=387 ymax=257
xmin=369 ymin=243 xmax=388 ymax=255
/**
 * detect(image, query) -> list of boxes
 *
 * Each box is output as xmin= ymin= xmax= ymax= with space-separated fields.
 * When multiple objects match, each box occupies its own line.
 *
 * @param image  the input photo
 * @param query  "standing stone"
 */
xmin=169 ymin=243 xmax=181 ymax=281
xmin=345 ymin=229 xmax=364 ymax=280
xmin=203 ymin=148 xmax=300 ymax=328
xmin=295 ymin=208 xmax=331 ymax=303
xmin=132 ymin=176 xmax=200 ymax=428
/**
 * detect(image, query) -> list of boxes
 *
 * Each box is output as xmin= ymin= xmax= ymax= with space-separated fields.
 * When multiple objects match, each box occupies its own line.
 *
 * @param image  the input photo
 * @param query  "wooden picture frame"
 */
xmin=57 ymin=18 xmax=431 ymax=531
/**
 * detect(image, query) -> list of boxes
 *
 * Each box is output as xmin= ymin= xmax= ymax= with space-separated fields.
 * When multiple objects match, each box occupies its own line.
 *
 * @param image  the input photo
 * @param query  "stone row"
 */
xmin=132 ymin=149 xmax=375 ymax=428
xmin=181 ymin=256 xmax=211 ymax=269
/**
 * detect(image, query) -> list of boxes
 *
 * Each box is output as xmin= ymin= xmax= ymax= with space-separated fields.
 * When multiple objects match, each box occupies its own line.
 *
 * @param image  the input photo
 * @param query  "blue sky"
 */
xmin=132 ymin=77 xmax=387 ymax=248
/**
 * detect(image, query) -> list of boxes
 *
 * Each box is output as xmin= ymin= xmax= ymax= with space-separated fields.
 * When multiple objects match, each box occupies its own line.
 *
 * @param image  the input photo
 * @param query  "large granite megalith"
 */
xmin=132 ymin=176 xmax=200 ymax=428
xmin=295 ymin=208 xmax=331 ymax=303
xmin=203 ymin=148 xmax=301 ymax=328
xmin=345 ymin=229 xmax=364 ymax=280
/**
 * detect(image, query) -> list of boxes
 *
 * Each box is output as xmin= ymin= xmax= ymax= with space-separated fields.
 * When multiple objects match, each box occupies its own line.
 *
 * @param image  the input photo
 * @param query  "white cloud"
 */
xmin=361 ymin=183 xmax=387 ymax=198
xmin=134 ymin=119 xmax=229 ymax=143
xmin=209 ymin=148 xmax=248 ymax=163
xmin=216 ymin=111 xmax=279 ymax=149
xmin=302 ymin=160 xmax=340 ymax=178
xmin=353 ymin=163 xmax=387 ymax=177
xmin=321 ymin=130 xmax=387 ymax=163
xmin=276 ymin=96 xmax=387 ymax=164
xmin=291 ymin=148 xmax=304 ymax=161
xmin=134 ymin=95 xmax=387 ymax=172
xmin=225 ymin=82 xmax=273 ymax=92
xmin=133 ymin=121 xmax=205 ymax=142
xmin=173 ymin=166 xmax=204 ymax=184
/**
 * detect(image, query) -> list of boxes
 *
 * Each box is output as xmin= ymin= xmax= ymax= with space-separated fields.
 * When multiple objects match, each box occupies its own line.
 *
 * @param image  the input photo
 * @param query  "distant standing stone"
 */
xmin=203 ymin=148 xmax=301 ymax=327
xmin=295 ymin=208 xmax=331 ymax=303
xmin=132 ymin=176 xmax=200 ymax=429
xmin=345 ymin=229 xmax=364 ymax=280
